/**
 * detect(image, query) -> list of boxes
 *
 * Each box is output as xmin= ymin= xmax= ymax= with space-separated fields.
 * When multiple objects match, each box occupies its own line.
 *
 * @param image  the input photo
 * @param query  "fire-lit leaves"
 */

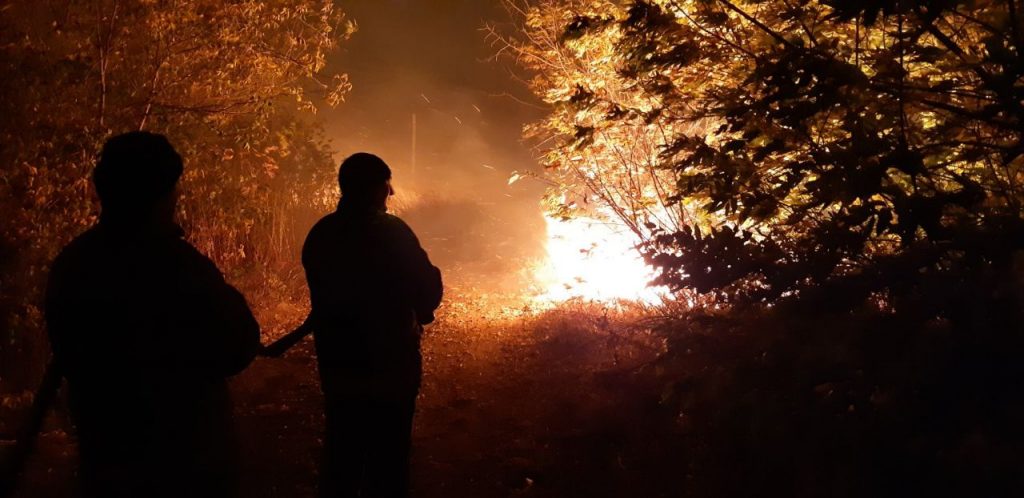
xmin=505 ymin=0 xmax=1024 ymax=306
xmin=0 ymin=0 xmax=352 ymax=374
xmin=492 ymin=0 xmax=701 ymax=266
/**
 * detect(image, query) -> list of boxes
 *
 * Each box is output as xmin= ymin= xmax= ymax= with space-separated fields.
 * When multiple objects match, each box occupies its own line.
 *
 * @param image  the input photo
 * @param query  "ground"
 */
xmin=9 ymin=300 xmax=688 ymax=498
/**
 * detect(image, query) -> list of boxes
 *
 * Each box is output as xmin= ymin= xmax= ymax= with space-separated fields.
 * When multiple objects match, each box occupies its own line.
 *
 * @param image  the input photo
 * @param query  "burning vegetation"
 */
xmin=3 ymin=0 xmax=1024 ymax=497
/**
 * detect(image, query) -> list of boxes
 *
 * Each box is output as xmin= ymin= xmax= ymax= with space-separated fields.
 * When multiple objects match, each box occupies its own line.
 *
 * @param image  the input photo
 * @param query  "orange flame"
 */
xmin=534 ymin=215 xmax=665 ymax=304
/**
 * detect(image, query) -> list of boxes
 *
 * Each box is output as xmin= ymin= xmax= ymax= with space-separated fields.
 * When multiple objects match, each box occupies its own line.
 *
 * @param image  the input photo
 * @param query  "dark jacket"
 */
xmin=302 ymin=201 xmax=442 ymax=396
xmin=45 ymin=220 xmax=260 ymax=497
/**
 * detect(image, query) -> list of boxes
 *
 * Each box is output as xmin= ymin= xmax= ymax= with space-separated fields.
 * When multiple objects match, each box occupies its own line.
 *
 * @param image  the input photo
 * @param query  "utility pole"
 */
xmin=411 ymin=113 xmax=417 ymax=179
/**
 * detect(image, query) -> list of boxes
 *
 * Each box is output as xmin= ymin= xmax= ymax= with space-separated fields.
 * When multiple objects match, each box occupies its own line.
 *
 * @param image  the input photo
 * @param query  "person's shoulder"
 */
xmin=169 ymin=236 xmax=211 ymax=260
xmin=63 ymin=225 xmax=104 ymax=250
xmin=376 ymin=213 xmax=423 ymax=244
xmin=302 ymin=212 xmax=348 ymax=262
xmin=378 ymin=213 xmax=413 ymax=231
xmin=305 ymin=212 xmax=343 ymax=244
xmin=157 ymin=231 xmax=223 ymax=277
xmin=51 ymin=226 xmax=103 ymax=269
xmin=316 ymin=210 xmax=355 ymax=232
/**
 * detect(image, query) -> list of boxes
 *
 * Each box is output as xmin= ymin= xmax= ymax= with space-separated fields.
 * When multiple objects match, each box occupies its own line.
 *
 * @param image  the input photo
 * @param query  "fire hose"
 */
xmin=0 ymin=317 xmax=313 ymax=498
xmin=259 ymin=315 xmax=315 ymax=358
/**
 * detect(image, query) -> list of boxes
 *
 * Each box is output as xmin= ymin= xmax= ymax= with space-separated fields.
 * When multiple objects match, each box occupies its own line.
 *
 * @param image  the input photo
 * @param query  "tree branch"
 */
xmin=716 ymin=0 xmax=798 ymax=50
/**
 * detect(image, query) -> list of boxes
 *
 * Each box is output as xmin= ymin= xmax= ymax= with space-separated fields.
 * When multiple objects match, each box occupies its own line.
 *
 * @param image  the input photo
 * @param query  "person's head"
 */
xmin=337 ymin=152 xmax=394 ymax=211
xmin=93 ymin=132 xmax=182 ymax=225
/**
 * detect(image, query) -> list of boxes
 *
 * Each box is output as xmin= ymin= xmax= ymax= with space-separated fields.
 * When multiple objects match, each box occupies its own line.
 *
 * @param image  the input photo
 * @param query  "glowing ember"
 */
xmin=535 ymin=215 xmax=664 ymax=304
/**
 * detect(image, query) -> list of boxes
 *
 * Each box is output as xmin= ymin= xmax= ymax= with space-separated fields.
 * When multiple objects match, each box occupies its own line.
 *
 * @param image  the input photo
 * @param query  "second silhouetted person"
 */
xmin=303 ymin=153 xmax=443 ymax=498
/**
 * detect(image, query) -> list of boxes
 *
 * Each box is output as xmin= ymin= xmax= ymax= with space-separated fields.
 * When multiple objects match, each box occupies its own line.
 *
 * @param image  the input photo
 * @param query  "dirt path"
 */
xmin=13 ymin=306 xmax=685 ymax=497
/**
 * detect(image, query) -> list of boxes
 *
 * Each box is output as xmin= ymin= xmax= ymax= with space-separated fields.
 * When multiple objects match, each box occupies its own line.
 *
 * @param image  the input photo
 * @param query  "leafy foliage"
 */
xmin=650 ymin=302 xmax=1024 ymax=497
xmin=0 ymin=0 xmax=352 ymax=387
xmin=505 ymin=4 xmax=1024 ymax=493
xmin=507 ymin=0 xmax=1024 ymax=310
xmin=491 ymin=0 xmax=704 ymax=245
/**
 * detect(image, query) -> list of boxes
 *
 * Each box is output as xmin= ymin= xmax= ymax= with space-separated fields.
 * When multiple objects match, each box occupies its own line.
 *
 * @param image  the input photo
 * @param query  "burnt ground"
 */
xmin=8 ymin=302 xmax=688 ymax=498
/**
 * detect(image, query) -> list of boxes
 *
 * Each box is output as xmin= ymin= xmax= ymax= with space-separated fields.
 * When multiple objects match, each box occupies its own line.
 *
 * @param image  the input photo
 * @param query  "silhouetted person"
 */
xmin=45 ymin=132 xmax=260 ymax=498
xmin=303 ymin=153 xmax=442 ymax=498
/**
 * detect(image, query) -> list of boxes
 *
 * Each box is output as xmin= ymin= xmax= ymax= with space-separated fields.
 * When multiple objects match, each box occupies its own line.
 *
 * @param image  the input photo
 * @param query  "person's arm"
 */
xmin=391 ymin=218 xmax=443 ymax=324
xmin=44 ymin=253 xmax=74 ymax=373
xmin=174 ymin=245 xmax=261 ymax=376
xmin=44 ymin=247 xmax=91 ymax=377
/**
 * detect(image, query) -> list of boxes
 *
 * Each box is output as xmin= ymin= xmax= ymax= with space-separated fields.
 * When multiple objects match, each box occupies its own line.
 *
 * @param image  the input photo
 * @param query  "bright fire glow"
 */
xmin=535 ymin=215 xmax=665 ymax=304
